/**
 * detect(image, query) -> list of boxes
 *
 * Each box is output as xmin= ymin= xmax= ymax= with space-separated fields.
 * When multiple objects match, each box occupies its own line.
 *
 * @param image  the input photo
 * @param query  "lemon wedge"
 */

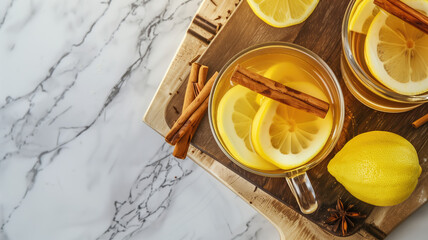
xmin=349 ymin=0 xmax=380 ymax=34
xmin=247 ymin=0 xmax=319 ymax=28
xmin=365 ymin=0 xmax=428 ymax=95
xmin=251 ymin=82 xmax=332 ymax=169
xmin=217 ymin=85 xmax=279 ymax=171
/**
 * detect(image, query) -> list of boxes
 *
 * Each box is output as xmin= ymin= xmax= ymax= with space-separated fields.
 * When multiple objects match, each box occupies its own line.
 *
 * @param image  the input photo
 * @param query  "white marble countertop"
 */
xmin=0 ymin=0 xmax=427 ymax=239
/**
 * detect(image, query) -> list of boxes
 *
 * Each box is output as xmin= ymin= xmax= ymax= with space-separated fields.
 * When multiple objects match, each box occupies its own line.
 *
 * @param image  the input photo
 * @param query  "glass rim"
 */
xmin=208 ymin=41 xmax=345 ymax=178
xmin=341 ymin=0 xmax=428 ymax=102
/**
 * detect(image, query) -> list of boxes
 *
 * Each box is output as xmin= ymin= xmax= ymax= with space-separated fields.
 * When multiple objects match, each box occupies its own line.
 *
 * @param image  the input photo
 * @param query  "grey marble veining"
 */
xmin=0 ymin=0 xmax=427 ymax=239
xmin=97 ymin=143 xmax=193 ymax=240
xmin=0 ymin=0 xmax=279 ymax=239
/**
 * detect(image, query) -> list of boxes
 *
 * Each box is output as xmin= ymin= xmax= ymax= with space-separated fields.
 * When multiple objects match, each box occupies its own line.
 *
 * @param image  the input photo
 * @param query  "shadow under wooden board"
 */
xmin=165 ymin=0 xmax=428 ymax=238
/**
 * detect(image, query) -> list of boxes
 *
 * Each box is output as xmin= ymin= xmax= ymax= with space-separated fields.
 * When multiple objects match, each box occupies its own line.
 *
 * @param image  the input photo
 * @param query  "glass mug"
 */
xmin=208 ymin=42 xmax=345 ymax=214
xmin=341 ymin=0 xmax=428 ymax=113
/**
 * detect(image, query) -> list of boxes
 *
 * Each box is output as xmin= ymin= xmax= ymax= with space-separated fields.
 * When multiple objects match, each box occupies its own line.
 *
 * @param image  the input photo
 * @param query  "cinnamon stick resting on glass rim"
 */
xmin=374 ymin=0 xmax=428 ymax=34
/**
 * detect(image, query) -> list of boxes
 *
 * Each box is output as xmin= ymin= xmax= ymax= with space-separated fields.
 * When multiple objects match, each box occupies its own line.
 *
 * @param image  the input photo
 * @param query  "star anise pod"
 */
xmin=325 ymin=199 xmax=366 ymax=236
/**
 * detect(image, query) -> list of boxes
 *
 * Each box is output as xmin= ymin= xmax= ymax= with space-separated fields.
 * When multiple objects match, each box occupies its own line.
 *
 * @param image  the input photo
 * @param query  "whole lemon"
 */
xmin=328 ymin=131 xmax=421 ymax=206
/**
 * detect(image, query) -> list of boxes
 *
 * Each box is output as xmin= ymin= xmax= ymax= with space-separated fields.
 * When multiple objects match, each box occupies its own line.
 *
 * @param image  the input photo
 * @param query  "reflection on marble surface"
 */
xmin=0 ymin=0 xmax=278 ymax=239
xmin=0 ymin=0 xmax=426 ymax=239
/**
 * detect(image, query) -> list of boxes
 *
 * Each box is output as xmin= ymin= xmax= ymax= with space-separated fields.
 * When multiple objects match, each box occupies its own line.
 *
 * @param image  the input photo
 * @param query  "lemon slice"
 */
xmin=365 ymin=0 xmax=428 ymax=95
xmin=247 ymin=0 xmax=319 ymax=28
xmin=349 ymin=0 xmax=380 ymax=34
xmin=251 ymin=82 xmax=333 ymax=169
xmin=217 ymin=85 xmax=279 ymax=171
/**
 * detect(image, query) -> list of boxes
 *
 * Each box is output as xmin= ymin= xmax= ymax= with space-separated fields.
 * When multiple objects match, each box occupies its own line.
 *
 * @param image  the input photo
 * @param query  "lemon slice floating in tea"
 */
xmin=251 ymin=82 xmax=333 ymax=169
xmin=349 ymin=0 xmax=380 ymax=34
xmin=217 ymin=85 xmax=279 ymax=171
xmin=247 ymin=0 xmax=319 ymax=28
xmin=364 ymin=0 xmax=428 ymax=95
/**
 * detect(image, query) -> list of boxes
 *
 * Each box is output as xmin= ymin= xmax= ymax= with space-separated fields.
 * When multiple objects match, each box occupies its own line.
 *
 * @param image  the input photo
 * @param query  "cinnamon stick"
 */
xmin=374 ymin=0 xmax=428 ymax=34
xmin=198 ymin=65 xmax=208 ymax=89
xmin=188 ymin=54 xmax=201 ymax=66
xmin=231 ymin=65 xmax=330 ymax=118
xmin=173 ymin=86 xmax=204 ymax=158
xmin=170 ymin=98 xmax=209 ymax=145
xmin=184 ymin=63 xmax=200 ymax=106
xmin=193 ymin=82 xmax=200 ymax=97
xmin=166 ymin=72 xmax=219 ymax=145
xmin=412 ymin=113 xmax=428 ymax=128
xmin=172 ymin=63 xmax=200 ymax=159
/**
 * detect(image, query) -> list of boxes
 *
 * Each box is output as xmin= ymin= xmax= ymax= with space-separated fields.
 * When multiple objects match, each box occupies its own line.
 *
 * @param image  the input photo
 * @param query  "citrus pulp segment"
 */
xmin=217 ymin=85 xmax=279 ymax=171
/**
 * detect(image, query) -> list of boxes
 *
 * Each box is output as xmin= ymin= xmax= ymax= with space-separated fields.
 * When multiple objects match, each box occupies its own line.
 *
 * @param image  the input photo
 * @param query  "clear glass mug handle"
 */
xmin=286 ymin=172 xmax=318 ymax=214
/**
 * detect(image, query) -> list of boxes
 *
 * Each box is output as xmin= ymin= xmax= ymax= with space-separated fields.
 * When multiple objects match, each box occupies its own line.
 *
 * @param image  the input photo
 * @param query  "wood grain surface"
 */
xmin=163 ymin=0 xmax=428 ymax=238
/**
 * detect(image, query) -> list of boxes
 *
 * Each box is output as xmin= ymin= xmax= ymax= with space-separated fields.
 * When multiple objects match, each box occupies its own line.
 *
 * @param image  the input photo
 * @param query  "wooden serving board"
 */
xmin=145 ymin=0 xmax=428 ymax=239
